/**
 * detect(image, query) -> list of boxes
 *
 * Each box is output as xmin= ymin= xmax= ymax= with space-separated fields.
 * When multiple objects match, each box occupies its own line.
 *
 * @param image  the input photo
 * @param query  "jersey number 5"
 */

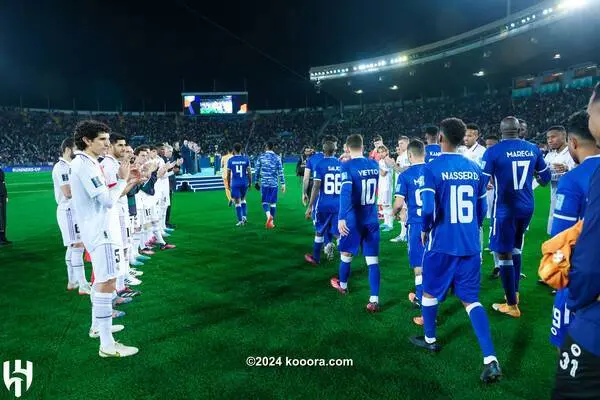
xmin=450 ymin=185 xmax=474 ymax=224
xmin=361 ymin=178 xmax=377 ymax=205
xmin=512 ymin=160 xmax=531 ymax=190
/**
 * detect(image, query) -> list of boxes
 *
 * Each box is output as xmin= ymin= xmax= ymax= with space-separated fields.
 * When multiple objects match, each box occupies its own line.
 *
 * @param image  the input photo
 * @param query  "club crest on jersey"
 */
xmin=341 ymin=172 xmax=348 ymax=180
xmin=413 ymin=176 xmax=425 ymax=187
xmin=555 ymin=194 xmax=565 ymax=211
xmin=91 ymin=176 xmax=103 ymax=188
xmin=61 ymin=174 xmax=69 ymax=182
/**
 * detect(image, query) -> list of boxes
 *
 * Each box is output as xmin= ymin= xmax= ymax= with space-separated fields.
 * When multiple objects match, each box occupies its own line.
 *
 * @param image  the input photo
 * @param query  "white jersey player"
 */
xmin=543 ymin=126 xmax=577 ymax=234
xmin=377 ymin=145 xmax=394 ymax=230
xmin=390 ymin=136 xmax=410 ymax=242
xmin=51 ymin=138 xmax=90 ymax=294
xmin=70 ymin=120 xmax=138 ymax=358
xmin=463 ymin=124 xmax=486 ymax=167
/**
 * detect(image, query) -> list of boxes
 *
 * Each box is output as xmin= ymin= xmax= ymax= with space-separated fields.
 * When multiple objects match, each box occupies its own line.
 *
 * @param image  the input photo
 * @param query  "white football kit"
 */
xmin=544 ymin=146 xmax=576 ymax=234
xmin=377 ymin=159 xmax=394 ymax=206
xmin=70 ymin=152 xmax=126 ymax=284
xmin=52 ymin=157 xmax=81 ymax=246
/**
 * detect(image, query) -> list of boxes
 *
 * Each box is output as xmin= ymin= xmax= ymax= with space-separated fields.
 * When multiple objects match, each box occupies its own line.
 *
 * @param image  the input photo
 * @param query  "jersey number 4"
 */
xmin=235 ymin=165 xmax=244 ymax=177
xmin=450 ymin=185 xmax=474 ymax=224
xmin=512 ymin=160 xmax=531 ymax=190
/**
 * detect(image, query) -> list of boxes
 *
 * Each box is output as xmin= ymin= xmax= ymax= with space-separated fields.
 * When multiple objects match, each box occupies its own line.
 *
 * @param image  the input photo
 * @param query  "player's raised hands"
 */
xmin=338 ymin=219 xmax=350 ymax=237
xmin=117 ymin=160 xmax=131 ymax=181
xmin=129 ymin=167 xmax=142 ymax=184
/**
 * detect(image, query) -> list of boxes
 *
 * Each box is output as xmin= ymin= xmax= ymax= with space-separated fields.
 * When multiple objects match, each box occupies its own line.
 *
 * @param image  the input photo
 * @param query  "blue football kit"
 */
xmin=395 ymin=163 xmax=426 ymax=268
xmin=425 ymin=144 xmax=441 ymax=163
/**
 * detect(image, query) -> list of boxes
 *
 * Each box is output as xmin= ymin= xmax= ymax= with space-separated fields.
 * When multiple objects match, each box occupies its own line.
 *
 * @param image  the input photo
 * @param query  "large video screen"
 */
xmin=183 ymin=92 xmax=248 ymax=115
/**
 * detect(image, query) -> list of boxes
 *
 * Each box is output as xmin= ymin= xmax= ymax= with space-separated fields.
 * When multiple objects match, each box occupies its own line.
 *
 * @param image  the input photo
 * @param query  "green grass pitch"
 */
xmin=0 ymin=164 xmax=557 ymax=400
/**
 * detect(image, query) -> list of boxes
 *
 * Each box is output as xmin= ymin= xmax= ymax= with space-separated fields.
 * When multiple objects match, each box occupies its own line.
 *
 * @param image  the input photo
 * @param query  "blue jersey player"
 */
xmin=482 ymin=117 xmax=551 ymax=318
xmin=330 ymin=134 xmax=381 ymax=312
xmin=424 ymin=125 xmax=442 ymax=163
xmin=227 ymin=143 xmax=252 ymax=226
xmin=549 ymin=111 xmax=600 ymax=348
xmin=410 ymin=118 xmax=501 ymax=383
xmin=254 ymin=142 xmax=285 ymax=229
xmin=304 ymin=140 xmax=341 ymax=265
xmin=393 ymin=139 xmax=426 ymax=313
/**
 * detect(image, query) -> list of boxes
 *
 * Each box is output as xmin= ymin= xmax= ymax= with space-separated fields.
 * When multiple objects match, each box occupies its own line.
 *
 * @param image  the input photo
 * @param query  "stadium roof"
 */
xmin=310 ymin=0 xmax=600 ymax=104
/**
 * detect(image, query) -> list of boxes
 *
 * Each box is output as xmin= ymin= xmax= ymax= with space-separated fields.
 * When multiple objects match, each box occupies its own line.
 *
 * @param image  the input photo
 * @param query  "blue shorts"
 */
xmin=422 ymin=251 xmax=482 ymax=303
xmin=489 ymin=215 xmax=531 ymax=253
xmin=313 ymin=212 xmax=339 ymax=237
xmin=261 ymin=186 xmax=278 ymax=204
xmin=550 ymin=288 xmax=572 ymax=348
xmin=231 ymin=185 xmax=248 ymax=200
xmin=338 ymin=221 xmax=380 ymax=257
xmin=407 ymin=223 xmax=425 ymax=268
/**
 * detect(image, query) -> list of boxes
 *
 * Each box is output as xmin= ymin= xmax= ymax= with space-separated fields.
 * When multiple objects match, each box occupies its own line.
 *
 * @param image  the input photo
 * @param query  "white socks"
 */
xmin=92 ymin=291 xmax=114 ymax=349
xmin=66 ymin=247 xmax=73 ymax=283
xmin=71 ymin=247 xmax=87 ymax=285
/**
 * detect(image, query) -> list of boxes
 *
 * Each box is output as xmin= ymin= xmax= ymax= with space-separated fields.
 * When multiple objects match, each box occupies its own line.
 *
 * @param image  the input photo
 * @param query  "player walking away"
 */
xmin=254 ymin=142 xmax=285 ymax=229
xmin=548 ymin=111 xmax=600 ymax=350
xmin=541 ymin=126 xmax=577 ymax=235
xmin=392 ymin=140 xmax=426 ymax=316
xmin=424 ymin=125 xmax=441 ymax=163
xmin=304 ymin=139 xmax=341 ymax=265
xmin=484 ymin=135 xmax=501 ymax=279
xmin=70 ymin=120 xmax=138 ymax=357
xmin=330 ymin=134 xmax=381 ymax=312
xmin=52 ymin=138 xmax=91 ymax=294
xmin=482 ymin=117 xmax=551 ymax=318
xmin=377 ymin=145 xmax=395 ymax=232
xmin=221 ymin=147 xmax=234 ymax=207
xmin=227 ymin=143 xmax=252 ymax=226
xmin=552 ymin=82 xmax=600 ymax=400
xmin=409 ymin=118 xmax=501 ymax=383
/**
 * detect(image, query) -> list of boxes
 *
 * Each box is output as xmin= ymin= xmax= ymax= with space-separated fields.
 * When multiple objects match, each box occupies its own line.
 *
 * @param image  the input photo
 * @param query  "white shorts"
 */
xmin=377 ymin=190 xmax=393 ymax=207
xmin=139 ymin=208 xmax=152 ymax=226
xmin=119 ymin=214 xmax=132 ymax=248
xmin=151 ymin=205 xmax=160 ymax=222
xmin=130 ymin=214 xmax=140 ymax=231
xmin=57 ymin=208 xmax=81 ymax=246
xmin=90 ymin=243 xmax=122 ymax=283
xmin=486 ymin=189 xmax=495 ymax=219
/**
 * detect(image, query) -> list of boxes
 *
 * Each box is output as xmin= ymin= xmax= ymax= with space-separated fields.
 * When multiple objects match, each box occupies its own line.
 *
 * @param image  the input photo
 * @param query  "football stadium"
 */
xmin=1 ymin=0 xmax=600 ymax=399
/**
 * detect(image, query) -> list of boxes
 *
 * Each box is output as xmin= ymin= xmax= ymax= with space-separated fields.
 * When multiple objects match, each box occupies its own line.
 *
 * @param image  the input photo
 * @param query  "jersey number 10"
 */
xmin=361 ymin=178 xmax=377 ymax=205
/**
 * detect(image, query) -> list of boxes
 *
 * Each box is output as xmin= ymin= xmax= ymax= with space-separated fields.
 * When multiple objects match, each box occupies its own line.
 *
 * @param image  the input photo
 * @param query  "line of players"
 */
xmin=52 ymin=120 xmax=178 ymax=358
xmin=293 ymin=112 xmax=575 ymax=383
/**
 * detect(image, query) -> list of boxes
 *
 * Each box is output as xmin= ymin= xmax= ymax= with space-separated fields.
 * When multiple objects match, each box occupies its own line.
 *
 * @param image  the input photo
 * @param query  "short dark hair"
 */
xmin=346 ymin=134 xmax=363 ymax=150
xmin=134 ymin=145 xmax=149 ymax=155
xmin=154 ymin=142 xmax=165 ymax=149
xmin=61 ymin=138 xmax=75 ymax=154
xmin=398 ymin=136 xmax=410 ymax=142
xmin=265 ymin=142 xmax=274 ymax=151
xmin=323 ymin=140 xmax=336 ymax=156
xmin=73 ymin=120 xmax=111 ymax=150
xmin=373 ymin=135 xmax=383 ymax=143
xmin=566 ymin=111 xmax=594 ymax=142
xmin=485 ymin=134 xmax=499 ymax=142
xmin=233 ymin=143 xmax=243 ymax=153
xmin=110 ymin=133 xmax=127 ymax=144
xmin=440 ymin=118 xmax=467 ymax=147
xmin=147 ymin=145 xmax=157 ymax=151
xmin=547 ymin=125 xmax=567 ymax=134
xmin=424 ymin=125 xmax=439 ymax=137
xmin=466 ymin=123 xmax=480 ymax=132
xmin=407 ymin=139 xmax=425 ymax=157
xmin=322 ymin=135 xmax=338 ymax=145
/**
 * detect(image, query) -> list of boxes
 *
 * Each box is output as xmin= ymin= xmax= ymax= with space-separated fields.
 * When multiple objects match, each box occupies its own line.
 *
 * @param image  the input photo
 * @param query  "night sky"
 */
xmin=0 ymin=0 xmax=539 ymax=111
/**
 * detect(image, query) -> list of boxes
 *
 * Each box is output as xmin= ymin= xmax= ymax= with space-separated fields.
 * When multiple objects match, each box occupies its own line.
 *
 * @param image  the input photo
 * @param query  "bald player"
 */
xmin=482 ymin=117 xmax=551 ymax=318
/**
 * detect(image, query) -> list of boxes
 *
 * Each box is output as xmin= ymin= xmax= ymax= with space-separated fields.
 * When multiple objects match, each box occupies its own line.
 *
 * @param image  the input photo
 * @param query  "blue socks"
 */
xmin=339 ymin=255 xmax=352 ymax=285
xmin=270 ymin=205 xmax=276 ymax=219
xmin=422 ymin=297 xmax=439 ymax=342
xmin=235 ymin=205 xmax=242 ymax=222
xmin=262 ymin=203 xmax=270 ymax=213
xmin=499 ymin=259 xmax=517 ymax=305
xmin=513 ymin=250 xmax=522 ymax=292
xmin=313 ymin=236 xmax=324 ymax=263
xmin=324 ymin=231 xmax=332 ymax=246
xmin=241 ymin=201 xmax=247 ymax=219
xmin=467 ymin=303 xmax=497 ymax=361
